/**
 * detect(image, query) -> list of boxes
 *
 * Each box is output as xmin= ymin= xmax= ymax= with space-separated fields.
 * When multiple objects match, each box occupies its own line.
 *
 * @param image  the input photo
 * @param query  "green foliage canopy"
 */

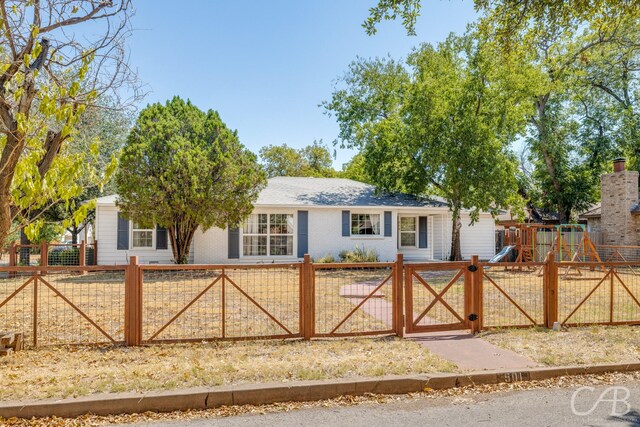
xmin=324 ymin=35 xmax=529 ymax=260
xmin=259 ymin=140 xmax=336 ymax=178
xmin=115 ymin=97 xmax=266 ymax=264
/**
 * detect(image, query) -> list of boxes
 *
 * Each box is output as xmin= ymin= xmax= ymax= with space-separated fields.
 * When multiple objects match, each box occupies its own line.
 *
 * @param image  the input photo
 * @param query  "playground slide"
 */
xmin=489 ymin=245 xmax=516 ymax=263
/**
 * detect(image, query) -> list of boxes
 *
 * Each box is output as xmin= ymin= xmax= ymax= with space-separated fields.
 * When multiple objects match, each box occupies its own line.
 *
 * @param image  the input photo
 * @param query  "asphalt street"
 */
xmin=118 ymin=380 xmax=640 ymax=426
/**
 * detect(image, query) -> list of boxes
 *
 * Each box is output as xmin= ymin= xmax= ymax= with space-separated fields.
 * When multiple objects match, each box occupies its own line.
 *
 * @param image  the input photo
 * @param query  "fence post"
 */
xmin=40 ymin=242 xmax=48 ymax=276
xmin=301 ymin=254 xmax=314 ymax=340
xmin=79 ymin=240 xmax=86 ymax=267
xmin=8 ymin=242 xmax=16 ymax=278
xmin=469 ymin=255 xmax=482 ymax=334
xmin=545 ymin=251 xmax=558 ymax=328
xmin=125 ymin=256 xmax=142 ymax=346
xmin=93 ymin=240 xmax=98 ymax=265
xmin=8 ymin=242 xmax=15 ymax=267
xmin=395 ymin=253 xmax=404 ymax=337
xmin=40 ymin=242 xmax=48 ymax=268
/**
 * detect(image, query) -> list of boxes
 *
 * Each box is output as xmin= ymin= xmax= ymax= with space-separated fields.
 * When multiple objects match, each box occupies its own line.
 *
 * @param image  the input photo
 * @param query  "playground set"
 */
xmin=490 ymin=224 xmax=606 ymax=277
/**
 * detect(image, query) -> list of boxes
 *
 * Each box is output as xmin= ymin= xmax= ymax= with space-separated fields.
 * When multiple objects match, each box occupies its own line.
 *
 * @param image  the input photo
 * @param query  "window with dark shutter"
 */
xmin=156 ymin=225 xmax=168 ymax=250
xmin=117 ymin=212 xmax=129 ymax=250
xmin=418 ymin=216 xmax=428 ymax=248
xmin=297 ymin=211 xmax=308 ymax=258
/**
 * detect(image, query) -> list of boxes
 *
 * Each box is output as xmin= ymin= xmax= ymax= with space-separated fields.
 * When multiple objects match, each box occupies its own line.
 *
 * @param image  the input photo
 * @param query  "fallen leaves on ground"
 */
xmin=3 ymin=371 xmax=640 ymax=426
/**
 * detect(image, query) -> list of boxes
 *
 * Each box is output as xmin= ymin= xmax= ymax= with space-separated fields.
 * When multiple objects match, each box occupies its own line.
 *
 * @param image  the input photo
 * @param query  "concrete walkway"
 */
xmin=407 ymin=330 xmax=539 ymax=370
xmin=340 ymin=283 xmax=539 ymax=371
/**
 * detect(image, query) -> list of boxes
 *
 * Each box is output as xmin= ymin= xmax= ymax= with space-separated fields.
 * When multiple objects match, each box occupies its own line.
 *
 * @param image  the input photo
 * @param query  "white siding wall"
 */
xmin=307 ymin=208 xmax=398 ymax=262
xmin=96 ymin=204 xmax=495 ymax=264
xmin=96 ymin=205 xmax=186 ymax=265
xmin=193 ymin=226 xmax=228 ymax=264
xmin=460 ymin=213 xmax=496 ymax=260
xmin=191 ymin=208 xmax=435 ymax=264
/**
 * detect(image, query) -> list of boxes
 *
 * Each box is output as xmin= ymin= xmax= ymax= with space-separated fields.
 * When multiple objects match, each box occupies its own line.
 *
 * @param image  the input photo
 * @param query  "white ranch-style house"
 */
xmin=94 ymin=177 xmax=496 ymax=264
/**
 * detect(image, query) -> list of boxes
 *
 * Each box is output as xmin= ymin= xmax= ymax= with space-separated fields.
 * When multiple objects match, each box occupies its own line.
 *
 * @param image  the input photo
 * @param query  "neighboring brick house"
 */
xmin=579 ymin=158 xmax=640 ymax=246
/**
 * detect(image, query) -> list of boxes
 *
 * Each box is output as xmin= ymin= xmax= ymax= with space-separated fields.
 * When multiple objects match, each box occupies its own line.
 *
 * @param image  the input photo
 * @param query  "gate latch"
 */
xmin=467 ymin=265 xmax=478 ymax=272
xmin=468 ymin=313 xmax=478 ymax=321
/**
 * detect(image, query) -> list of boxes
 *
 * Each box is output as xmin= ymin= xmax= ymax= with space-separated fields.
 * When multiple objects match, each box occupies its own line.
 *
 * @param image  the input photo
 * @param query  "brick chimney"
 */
xmin=601 ymin=158 xmax=640 ymax=246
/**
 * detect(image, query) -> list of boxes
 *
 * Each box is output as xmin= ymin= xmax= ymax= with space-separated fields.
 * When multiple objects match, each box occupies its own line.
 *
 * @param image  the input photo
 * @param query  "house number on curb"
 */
xmin=498 ymin=372 xmax=531 ymax=383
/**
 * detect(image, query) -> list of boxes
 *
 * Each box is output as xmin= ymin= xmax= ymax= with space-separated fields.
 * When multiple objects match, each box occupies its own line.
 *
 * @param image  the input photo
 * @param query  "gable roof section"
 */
xmin=94 ymin=177 xmax=448 ymax=209
xmin=256 ymin=177 xmax=447 ymax=208
xmin=579 ymin=204 xmax=602 ymax=219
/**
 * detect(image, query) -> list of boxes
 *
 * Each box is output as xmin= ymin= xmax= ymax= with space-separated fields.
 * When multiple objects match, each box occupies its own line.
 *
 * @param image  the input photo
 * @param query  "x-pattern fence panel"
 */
xmin=141 ymin=265 xmax=302 ymax=343
xmin=312 ymin=263 xmax=397 ymax=337
xmin=0 ymin=266 xmax=126 ymax=347
xmin=558 ymin=263 xmax=640 ymax=326
xmin=480 ymin=262 xmax=546 ymax=328
xmin=404 ymin=262 xmax=470 ymax=333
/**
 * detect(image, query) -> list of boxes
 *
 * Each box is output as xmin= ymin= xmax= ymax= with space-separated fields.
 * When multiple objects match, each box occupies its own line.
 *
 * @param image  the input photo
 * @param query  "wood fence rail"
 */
xmin=1 ymin=253 xmax=639 ymax=347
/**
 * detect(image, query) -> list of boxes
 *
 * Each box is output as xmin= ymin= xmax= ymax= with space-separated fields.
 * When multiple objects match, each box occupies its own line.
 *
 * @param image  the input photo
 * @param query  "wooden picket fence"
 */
xmin=1 ymin=253 xmax=640 ymax=348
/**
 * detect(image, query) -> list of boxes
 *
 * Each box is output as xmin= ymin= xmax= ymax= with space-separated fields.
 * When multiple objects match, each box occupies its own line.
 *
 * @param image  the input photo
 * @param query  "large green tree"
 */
xmin=325 ymin=35 xmax=529 ymax=260
xmin=0 ymin=0 xmax=135 ymax=247
xmin=366 ymin=0 xmax=640 ymax=222
xmin=115 ymin=97 xmax=266 ymax=264
xmin=259 ymin=140 xmax=336 ymax=178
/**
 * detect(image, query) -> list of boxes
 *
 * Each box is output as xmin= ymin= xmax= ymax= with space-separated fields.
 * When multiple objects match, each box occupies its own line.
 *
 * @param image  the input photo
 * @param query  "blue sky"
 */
xmin=128 ymin=1 xmax=477 ymax=168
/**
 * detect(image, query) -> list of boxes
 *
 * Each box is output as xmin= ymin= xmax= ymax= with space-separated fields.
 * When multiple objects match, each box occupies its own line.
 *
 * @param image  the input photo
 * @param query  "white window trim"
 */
xmin=398 ymin=215 xmax=418 ymax=249
xmin=241 ymin=213 xmax=296 ymax=257
xmin=131 ymin=222 xmax=155 ymax=250
xmin=350 ymin=212 xmax=382 ymax=238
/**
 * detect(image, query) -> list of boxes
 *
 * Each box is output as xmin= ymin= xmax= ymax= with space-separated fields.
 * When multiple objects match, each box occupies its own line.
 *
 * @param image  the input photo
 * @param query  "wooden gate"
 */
xmin=404 ymin=262 xmax=471 ymax=333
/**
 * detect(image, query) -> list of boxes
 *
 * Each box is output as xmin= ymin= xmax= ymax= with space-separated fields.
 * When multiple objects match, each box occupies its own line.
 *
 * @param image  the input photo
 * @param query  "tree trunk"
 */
xmin=168 ymin=220 xmax=197 ymax=264
xmin=448 ymin=207 xmax=462 ymax=261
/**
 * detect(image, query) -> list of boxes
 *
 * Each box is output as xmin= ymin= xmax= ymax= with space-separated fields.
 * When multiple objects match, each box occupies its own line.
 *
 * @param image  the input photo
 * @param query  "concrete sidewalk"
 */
xmin=407 ymin=330 xmax=539 ymax=370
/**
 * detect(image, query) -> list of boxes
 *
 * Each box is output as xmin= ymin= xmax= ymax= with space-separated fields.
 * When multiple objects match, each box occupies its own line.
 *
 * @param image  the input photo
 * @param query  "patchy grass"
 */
xmin=480 ymin=325 xmax=640 ymax=366
xmin=0 ymin=337 xmax=456 ymax=401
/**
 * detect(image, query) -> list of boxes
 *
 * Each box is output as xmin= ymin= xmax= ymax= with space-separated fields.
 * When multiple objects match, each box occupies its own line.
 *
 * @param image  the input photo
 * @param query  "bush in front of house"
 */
xmin=338 ymin=246 xmax=379 ymax=263
xmin=313 ymin=253 xmax=336 ymax=263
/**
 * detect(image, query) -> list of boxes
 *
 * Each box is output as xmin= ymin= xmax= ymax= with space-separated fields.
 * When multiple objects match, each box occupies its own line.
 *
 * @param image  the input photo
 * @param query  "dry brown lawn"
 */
xmin=481 ymin=325 xmax=640 ymax=366
xmin=0 ymin=338 xmax=455 ymax=401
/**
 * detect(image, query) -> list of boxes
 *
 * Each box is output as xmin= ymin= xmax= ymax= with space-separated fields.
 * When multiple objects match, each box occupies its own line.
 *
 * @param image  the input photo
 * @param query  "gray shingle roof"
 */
xmin=256 ymin=177 xmax=447 ymax=208
xmin=95 ymin=177 xmax=448 ymax=209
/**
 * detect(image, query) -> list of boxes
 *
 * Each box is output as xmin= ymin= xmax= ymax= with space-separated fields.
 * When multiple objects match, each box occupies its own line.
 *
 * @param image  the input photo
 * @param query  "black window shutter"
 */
xmin=419 ymin=216 xmax=428 ymax=248
xmin=156 ymin=225 xmax=168 ymax=250
xmin=342 ymin=211 xmax=350 ymax=236
xmin=228 ymin=227 xmax=240 ymax=259
xmin=297 ymin=211 xmax=308 ymax=258
xmin=384 ymin=211 xmax=392 ymax=237
xmin=117 ymin=212 xmax=129 ymax=250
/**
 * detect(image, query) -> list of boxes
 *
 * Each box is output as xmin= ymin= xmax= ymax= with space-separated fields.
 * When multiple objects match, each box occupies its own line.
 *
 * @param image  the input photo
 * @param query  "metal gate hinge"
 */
xmin=468 ymin=313 xmax=478 ymax=321
xmin=467 ymin=265 xmax=478 ymax=272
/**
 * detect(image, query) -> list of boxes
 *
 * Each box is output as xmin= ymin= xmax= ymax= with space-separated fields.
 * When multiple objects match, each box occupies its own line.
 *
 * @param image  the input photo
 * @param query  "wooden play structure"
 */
xmin=499 ymin=224 xmax=606 ymax=277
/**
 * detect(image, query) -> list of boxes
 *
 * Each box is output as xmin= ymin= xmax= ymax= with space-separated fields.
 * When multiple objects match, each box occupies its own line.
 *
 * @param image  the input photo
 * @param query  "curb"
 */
xmin=2 ymin=362 xmax=640 ymax=419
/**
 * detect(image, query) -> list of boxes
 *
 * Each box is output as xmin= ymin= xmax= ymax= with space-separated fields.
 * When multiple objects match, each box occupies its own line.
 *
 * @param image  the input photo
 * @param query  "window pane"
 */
xmin=270 ymin=236 xmax=293 ymax=256
xmin=400 ymin=232 xmax=416 ymax=247
xmin=243 ymin=236 xmax=267 ymax=256
xmin=351 ymin=213 xmax=380 ymax=235
xmin=270 ymin=214 xmax=293 ymax=234
xmin=243 ymin=214 xmax=267 ymax=234
xmin=400 ymin=217 xmax=416 ymax=231
xmin=133 ymin=230 xmax=153 ymax=248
